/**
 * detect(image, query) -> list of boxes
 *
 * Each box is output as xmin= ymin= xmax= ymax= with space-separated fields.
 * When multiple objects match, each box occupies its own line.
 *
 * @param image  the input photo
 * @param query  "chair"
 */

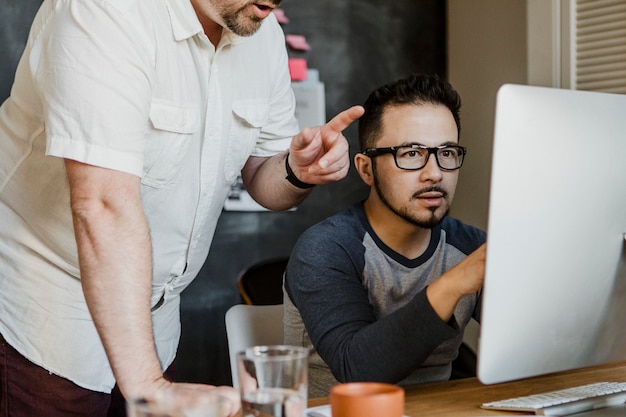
xmin=451 ymin=319 xmax=479 ymax=379
xmin=236 ymin=257 xmax=289 ymax=305
xmin=228 ymin=258 xmax=289 ymax=386
xmin=225 ymin=304 xmax=284 ymax=388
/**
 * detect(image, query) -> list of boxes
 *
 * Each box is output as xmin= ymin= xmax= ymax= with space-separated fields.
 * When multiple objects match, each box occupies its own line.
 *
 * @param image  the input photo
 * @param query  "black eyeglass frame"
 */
xmin=361 ymin=144 xmax=467 ymax=171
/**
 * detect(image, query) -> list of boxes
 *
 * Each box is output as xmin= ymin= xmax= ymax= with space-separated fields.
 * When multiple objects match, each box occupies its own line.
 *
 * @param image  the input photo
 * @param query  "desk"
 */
xmin=308 ymin=361 xmax=626 ymax=417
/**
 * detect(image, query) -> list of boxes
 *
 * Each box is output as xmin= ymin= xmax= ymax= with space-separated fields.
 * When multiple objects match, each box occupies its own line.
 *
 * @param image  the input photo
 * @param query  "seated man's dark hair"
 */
xmin=358 ymin=73 xmax=462 ymax=151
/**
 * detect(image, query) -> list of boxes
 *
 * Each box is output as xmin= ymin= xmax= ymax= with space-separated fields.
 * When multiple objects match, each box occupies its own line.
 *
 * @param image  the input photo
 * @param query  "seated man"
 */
xmin=283 ymin=73 xmax=486 ymax=398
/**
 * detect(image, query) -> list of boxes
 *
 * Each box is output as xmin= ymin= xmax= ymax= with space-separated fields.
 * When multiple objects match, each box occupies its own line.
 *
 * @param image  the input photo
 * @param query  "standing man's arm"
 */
xmin=65 ymin=160 xmax=239 ymax=413
xmin=66 ymin=159 xmax=164 ymax=400
xmin=241 ymin=106 xmax=365 ymax=210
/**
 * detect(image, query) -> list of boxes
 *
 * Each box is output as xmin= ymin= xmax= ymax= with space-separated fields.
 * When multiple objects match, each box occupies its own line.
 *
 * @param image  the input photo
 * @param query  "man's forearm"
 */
xmin=240 ymin=106 xmax=363 ymax=211
xmin=312 ymin=290 xmax=455 ymax=383
xmin=241 ymin=153 xmax=311 ymax=211
xmin=75 ymin=210 xmax=165 ymax=399
xmin=426 ymin=244 xmax=486 ymax=322
xmin=66 ymin=160 xmax=166 ymax=400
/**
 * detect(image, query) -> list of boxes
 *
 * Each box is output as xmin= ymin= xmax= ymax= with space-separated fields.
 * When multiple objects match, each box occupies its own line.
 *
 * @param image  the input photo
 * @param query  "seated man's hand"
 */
xmin=426 ymin=243 xmax=486 ymax=322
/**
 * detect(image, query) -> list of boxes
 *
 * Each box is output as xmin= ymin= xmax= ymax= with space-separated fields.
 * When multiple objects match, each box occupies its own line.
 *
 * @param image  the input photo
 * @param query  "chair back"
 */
xmin=225 ymin=304 xmax=284 ymax=388
xmin=236 ymin=257 xmax=289 ymax=305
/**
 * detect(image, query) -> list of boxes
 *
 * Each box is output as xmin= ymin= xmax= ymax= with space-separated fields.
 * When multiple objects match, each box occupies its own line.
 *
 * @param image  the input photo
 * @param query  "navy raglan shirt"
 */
xmin=283 ymin=201 xmax=486 ymax=398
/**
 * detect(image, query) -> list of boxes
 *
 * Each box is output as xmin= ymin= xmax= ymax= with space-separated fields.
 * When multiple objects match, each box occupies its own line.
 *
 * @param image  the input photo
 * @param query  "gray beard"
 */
xmin=221 ymin=0 xmax=281 ymax=37
xmin=222 ymin=13 xmax=264 ymax=37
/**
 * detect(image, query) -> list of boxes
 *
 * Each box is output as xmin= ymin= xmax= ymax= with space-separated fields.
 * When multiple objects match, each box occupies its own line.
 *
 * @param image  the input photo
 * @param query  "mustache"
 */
xmin=412 ymin=186 xmax=448 ymax=200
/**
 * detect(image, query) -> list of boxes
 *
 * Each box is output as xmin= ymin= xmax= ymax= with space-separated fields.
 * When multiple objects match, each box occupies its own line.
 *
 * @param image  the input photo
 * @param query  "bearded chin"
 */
xmin=372 ymin=172 xmax=448 ymax=229
xmin=223 ymin=15 xmax=263 ymax=37
xmin=415 ymin=207 xmax=449 ymax=229
xmin=389 ymin=201 xmax=448 ymax=229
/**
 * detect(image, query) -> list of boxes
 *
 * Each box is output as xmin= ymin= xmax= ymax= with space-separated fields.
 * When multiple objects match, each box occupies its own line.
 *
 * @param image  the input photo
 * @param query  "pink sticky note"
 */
xmin=288 ymin=58 xmax=308 ymax=81
xmin=286 ymin=34 xmax=311 ymax=51
xmin=273 ymin=8 xmax=289 ymax=24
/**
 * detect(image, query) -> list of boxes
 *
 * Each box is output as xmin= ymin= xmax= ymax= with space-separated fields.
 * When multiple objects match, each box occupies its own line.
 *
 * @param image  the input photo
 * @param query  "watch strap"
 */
xmin=285 ymin=154 xmax=315 ymax=189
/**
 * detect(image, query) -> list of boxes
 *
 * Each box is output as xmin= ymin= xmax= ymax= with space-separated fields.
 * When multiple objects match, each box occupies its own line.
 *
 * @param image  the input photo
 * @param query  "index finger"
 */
xmin=324 ymin=105 xmax=365 ymax=134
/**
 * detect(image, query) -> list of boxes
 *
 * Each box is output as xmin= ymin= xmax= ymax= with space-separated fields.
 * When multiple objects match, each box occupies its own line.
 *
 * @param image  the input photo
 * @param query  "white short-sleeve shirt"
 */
xmin=0 ymin=0 xmax=299 ymax=392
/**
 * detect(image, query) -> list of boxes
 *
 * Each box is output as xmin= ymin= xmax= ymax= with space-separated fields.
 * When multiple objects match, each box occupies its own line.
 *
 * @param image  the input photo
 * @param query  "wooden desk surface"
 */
xmin=308 ymin=361 xmax=626 ymax=417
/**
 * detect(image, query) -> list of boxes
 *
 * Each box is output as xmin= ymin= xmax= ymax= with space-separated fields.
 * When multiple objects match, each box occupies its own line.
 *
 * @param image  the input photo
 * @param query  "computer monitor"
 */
xmin=477 ymin=84 xmax=626 ymax=385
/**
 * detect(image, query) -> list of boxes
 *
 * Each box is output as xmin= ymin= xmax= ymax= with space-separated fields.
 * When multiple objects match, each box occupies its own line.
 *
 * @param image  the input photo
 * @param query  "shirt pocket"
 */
xmin=225 ymin=99 xmax=270 ymax=183
xmin=142 ymin=99 xmax=198 ymax=189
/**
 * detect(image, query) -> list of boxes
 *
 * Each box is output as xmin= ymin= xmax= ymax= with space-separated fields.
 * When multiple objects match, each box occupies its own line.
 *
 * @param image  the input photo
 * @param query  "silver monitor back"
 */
xmin=477 ymin=84 xmax=626 ymax=385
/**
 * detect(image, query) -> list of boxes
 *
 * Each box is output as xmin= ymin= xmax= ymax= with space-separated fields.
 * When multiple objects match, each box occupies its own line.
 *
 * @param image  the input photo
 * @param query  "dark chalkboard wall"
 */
xmin=0 ymin=0 xmax=446 ymax=386
xmin=0 ymin=0 xmax=43 ymax=100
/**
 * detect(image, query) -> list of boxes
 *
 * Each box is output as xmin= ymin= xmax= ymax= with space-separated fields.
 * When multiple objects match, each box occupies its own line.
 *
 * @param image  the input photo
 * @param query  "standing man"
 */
xmin=284 ymin=73 xmax=486 ymax=397
xmin=0 ymin=0 xmax=364 ymax=415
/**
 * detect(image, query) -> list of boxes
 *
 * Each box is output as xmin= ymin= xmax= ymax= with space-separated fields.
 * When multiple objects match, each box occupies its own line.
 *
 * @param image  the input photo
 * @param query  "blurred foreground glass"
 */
xmin=127 ymin=388 xmax=228 ymax=417
xmin=237 ymin=345 xmax=309 ymax=417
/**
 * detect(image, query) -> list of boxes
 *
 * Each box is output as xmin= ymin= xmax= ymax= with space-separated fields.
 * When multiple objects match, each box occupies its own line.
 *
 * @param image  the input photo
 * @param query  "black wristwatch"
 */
xmin=285 ymin=153 xmax=315 ymax=189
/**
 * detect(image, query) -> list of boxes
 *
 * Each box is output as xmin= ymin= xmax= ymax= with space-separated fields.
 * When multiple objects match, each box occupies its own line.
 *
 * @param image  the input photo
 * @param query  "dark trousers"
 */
xmin=0 ymin=333 xmax=176 ymax=417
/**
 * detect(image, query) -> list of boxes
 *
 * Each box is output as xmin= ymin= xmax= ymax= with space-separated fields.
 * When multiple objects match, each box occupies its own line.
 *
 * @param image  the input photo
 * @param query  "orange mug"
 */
xmin=330 ymin=382 xmax=405 ymax=417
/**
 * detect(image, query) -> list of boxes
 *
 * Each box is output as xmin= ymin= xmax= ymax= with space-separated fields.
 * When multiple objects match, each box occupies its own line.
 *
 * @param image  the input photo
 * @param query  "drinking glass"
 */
xmin=237 ymin=345 xmax=309 ymax=417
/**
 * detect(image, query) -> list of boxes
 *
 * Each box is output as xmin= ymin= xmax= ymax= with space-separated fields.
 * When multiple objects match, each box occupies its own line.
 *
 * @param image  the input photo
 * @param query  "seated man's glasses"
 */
xmin=361 ymin=144 xmax=467 ymax=171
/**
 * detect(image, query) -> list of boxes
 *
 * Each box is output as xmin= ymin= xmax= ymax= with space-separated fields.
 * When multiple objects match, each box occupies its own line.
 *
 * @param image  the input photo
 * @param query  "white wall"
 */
xmin=447 ymin=0 xmax=528 ymax=230
xmin=447 ymin=0 xmax=569 ymax=353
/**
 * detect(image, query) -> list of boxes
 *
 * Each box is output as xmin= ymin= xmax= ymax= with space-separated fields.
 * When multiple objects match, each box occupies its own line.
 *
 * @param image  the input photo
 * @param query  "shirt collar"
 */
xmin=165 ymin=0 xmax=204 ymax=41
xmin=221 ymin=30 xmax=246 ymax=46
xmin=164 ymin=0 xmax=250 ymax=46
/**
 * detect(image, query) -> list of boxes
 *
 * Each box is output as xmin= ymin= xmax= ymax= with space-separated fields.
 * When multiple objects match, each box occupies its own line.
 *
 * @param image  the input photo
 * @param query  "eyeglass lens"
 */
xmin=396 ymin=146 xmax=464 ymax=170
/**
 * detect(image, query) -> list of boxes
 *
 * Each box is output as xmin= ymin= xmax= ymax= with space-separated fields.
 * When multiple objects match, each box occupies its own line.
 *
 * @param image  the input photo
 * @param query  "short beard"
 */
xmin=221 ymin=0 xmax=281 ymax=37
xmin=223 ymin=12 xmax=264 ymax=37
xmin=372 ymin=162 xmax=449 ymax=229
